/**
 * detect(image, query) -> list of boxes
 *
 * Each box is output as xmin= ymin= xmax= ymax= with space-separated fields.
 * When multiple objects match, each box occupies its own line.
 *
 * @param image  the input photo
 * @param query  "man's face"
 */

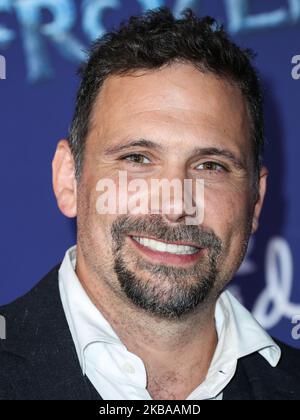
xmin=66 ymin=63 xmax=264 ymax=319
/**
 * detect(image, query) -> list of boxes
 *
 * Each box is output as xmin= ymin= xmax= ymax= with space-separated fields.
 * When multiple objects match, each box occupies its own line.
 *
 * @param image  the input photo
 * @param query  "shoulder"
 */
xmin=0 ymin=265 xmax=62 ymax=400
xmin=0 ymin=263 xmax=84 ymax=401
xmin=275 ymin=338 xmax=300 ymax=374
xmin=0 ymin=264 xmax=61 ymax=326
xmin=239 ymin=338 xmax=300 ymax=400
xmin=0 ymin=264 xmax=62 ymax=353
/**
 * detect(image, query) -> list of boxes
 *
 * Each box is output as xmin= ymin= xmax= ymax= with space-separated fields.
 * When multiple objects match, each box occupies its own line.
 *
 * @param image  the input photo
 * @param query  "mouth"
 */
xmin=128 ymin=235 xmax=205 ymax=266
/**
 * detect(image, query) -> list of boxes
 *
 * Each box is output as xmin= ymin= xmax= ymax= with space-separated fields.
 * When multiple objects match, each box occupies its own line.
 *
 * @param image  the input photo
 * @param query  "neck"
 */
xmin=76 ymin=247 xmax=218 ymax=400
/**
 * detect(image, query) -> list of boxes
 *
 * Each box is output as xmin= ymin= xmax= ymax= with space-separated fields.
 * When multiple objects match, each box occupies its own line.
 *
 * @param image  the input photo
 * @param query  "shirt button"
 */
xmin=122 ymin=362 xmax=135 ymax=374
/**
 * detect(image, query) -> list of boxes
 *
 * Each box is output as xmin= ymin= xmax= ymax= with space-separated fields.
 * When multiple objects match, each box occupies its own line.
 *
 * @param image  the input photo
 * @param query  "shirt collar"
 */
xmin=59 ymin=245 xmax=124 ymax=374
xmin=186 ymin=289 xmax=281 ymax=399
xmin=59 ymin=245 xmax=281 ymax=382
xmin=215 ymin=291 xmax=281 ymax=368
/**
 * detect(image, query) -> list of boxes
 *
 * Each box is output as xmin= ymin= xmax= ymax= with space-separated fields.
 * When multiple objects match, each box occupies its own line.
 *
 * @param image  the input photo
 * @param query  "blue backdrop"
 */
xmin=1 ymin=0 xmax=300 ymax=348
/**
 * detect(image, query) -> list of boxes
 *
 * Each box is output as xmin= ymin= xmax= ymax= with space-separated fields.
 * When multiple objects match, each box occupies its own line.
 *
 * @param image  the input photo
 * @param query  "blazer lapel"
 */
xmin=223 ymin=351 xmax=299 ymax=400
xmin=1 ymin=265 xmax=94 ymax=400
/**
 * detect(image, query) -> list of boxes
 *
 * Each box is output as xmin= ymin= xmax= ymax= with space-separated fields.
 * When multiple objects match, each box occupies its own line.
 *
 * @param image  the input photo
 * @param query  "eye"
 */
xmin=121 ymin=154 xmax=151 ymax=165
xmin=196 ymin=161 xmax=227 ymax=172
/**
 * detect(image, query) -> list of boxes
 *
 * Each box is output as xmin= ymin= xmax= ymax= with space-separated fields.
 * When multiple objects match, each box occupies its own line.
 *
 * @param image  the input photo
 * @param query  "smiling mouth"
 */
xmin=128 ymin=235 xmax=204 ymax=265
xmin=132 ymin=236 xmax=200 ymax=254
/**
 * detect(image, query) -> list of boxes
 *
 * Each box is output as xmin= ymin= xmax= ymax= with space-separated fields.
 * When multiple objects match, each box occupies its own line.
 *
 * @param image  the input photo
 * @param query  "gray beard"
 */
xmin=110 ymin=215 xmax=223 ymax=319
xmin=113 ymin=249 xmax=220 ymax=319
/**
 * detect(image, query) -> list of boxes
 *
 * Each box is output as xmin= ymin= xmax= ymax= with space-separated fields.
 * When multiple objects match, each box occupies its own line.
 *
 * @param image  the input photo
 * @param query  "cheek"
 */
xmin=203 ymin=185 xmax=254 ymax=279
xmin=203 ymin=184 xmax=252 ymax=242
xmin=78 ymin=179 xmax=113 ymax=247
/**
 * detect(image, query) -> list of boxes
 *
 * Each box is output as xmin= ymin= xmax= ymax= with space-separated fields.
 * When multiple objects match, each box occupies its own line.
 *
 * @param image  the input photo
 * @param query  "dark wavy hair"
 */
xmin=68 ymin=7 xmax=264 ymax=187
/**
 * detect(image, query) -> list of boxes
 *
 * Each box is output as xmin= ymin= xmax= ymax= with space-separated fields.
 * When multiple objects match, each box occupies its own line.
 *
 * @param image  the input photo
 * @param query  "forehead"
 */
xmin=89 ymin=62 xmax=250 ymax=153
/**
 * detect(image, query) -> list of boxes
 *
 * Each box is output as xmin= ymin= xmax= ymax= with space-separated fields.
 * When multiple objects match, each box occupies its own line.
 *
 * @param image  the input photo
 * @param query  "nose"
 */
xmin=150 ymin=165 xmax=199 ymax=225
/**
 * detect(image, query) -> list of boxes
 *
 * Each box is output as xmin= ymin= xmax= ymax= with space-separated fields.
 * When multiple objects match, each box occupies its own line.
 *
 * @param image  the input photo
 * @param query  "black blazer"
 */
xmin=0 ymin=265 xmax=300 ymax=400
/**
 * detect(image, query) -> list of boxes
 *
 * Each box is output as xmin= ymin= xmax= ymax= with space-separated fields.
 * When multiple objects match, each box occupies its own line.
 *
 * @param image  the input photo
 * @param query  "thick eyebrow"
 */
xmin=103 ymin=139 xmax=164 ymax=156
xmin=191 ymin=147 xmax=247 ymax=170
xmin=103 ymin=140 xmax=247 ymax=170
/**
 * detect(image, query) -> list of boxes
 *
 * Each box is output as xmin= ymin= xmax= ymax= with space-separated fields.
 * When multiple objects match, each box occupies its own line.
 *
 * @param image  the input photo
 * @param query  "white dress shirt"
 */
xmin=59 ymin=245 xmax=281 ymax=400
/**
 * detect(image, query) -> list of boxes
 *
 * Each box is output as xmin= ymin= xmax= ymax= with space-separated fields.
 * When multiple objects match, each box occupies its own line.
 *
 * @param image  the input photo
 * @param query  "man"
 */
xmin=0 ymin=7 xmax=299 ymax=400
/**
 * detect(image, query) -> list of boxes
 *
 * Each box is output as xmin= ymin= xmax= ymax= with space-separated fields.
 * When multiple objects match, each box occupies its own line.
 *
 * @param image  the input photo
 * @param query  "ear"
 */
xmin=52 ymin=139 xmax=77 ymax=218
xmin=251 ymin=166 xmax=268 ymax=234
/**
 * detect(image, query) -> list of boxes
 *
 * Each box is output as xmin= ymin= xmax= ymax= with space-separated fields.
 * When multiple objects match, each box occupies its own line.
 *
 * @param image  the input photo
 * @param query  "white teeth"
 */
xmin=133 ymin=236 xmax=199 ymax=255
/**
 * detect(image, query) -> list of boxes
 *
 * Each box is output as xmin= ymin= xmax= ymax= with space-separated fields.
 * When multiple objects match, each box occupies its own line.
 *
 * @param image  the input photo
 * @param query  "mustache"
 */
xmin=111 ymin=214 xmax=223 ymax=253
